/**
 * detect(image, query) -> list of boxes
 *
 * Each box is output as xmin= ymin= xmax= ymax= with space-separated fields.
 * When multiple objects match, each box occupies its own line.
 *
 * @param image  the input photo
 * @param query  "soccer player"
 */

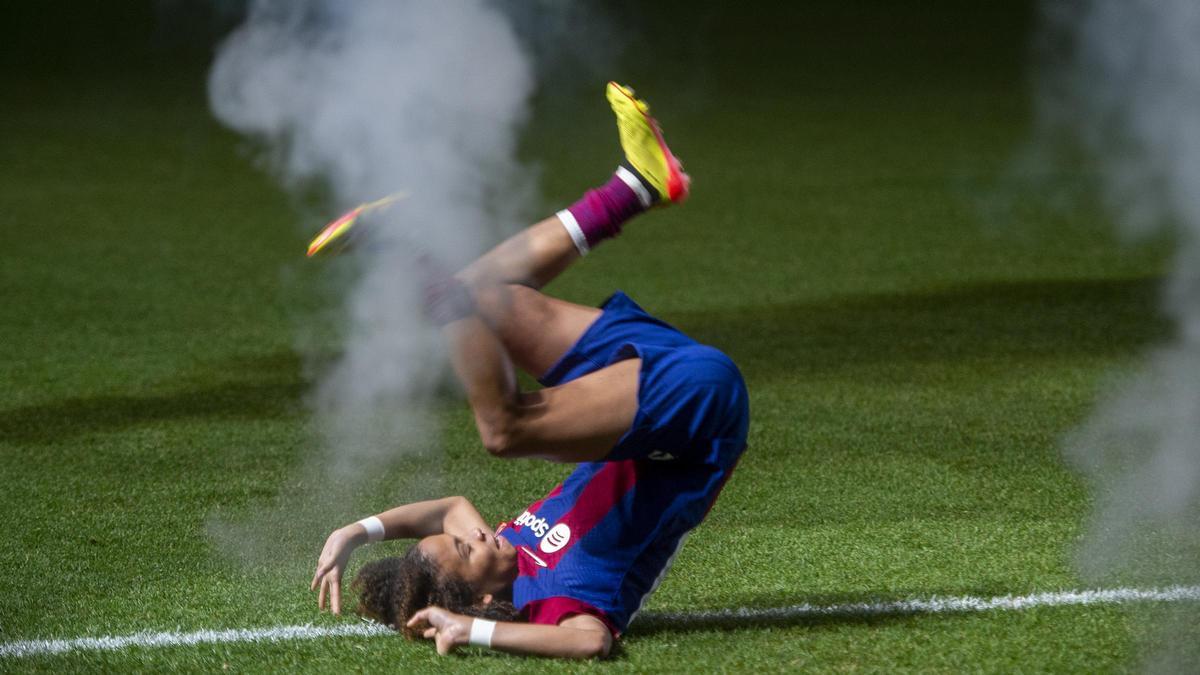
xmin=310 ymin=83 xmax=749 ymax=659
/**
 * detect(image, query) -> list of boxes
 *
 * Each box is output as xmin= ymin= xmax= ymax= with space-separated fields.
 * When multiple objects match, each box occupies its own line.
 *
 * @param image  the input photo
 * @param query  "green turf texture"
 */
xmin=0 ymin=1 xmax=1180 ymax=672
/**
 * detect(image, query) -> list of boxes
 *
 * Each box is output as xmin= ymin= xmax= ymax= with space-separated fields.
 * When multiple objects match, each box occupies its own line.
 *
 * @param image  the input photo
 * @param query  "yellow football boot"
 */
xmin=605 ymin=82 xmax=690 ymax=205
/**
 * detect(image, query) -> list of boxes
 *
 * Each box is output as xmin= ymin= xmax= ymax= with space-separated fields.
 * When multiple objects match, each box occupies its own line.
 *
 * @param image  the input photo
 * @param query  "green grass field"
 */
xmin=0 ymin=2 xmax=1186 ymax=672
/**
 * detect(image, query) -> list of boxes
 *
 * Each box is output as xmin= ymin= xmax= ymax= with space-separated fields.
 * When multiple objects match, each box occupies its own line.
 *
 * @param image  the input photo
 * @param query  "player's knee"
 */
xmin=466 ymin=283 xmax=519 ymax=324
xmin=476 ymin=414 xmax=520 ymax=458
xmin=481 ymin=430 xmax=514 ymax=457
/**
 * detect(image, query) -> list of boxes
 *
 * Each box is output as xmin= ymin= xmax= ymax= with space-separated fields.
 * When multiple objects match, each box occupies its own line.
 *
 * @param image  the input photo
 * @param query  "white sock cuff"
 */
xmin=556 ymin=209 xmax=590 ymax=255
xmin=616 ymin=165 xmax=653 ymax=208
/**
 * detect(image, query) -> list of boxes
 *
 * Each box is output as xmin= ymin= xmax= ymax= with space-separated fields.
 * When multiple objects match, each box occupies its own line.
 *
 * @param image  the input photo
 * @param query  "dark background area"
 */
xmin=0 ymin=1 xmax=1036 ymax=91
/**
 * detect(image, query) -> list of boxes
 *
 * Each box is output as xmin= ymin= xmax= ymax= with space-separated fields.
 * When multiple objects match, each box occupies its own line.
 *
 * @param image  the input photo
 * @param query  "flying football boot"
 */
xmin=306 ymin=192 xmax=406 ymax=257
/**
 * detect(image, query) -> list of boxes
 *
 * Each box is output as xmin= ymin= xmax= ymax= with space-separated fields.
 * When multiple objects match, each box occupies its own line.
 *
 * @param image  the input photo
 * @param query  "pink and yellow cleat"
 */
xmin=306 ymin=192 xmax=406 ymax=257
xmin=605 ymin=82 xmax=690 ymax=205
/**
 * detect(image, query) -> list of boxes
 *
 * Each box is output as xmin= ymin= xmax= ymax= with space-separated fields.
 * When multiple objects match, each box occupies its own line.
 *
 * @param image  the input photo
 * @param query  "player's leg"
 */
xmin=456 ymin=82 xmax=690 ymax=291
xmin=455 ymin=215 xmax=579 ymax=291
xmin=469 ymin=283 xmax=601 ymax=379
xmin=445 ymin=308 xmax=640 ymax=463
xmin=494 ymin=358 xmax=642 ymax=463
xmin=450 ymin=82 xmax=691 ymax=374
xmin=436 ymin=83 xmax=692 ymax=460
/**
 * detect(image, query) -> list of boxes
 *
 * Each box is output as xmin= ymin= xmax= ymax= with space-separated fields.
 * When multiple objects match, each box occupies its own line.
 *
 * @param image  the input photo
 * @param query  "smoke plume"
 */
xmin=205 ymin=0 xmax=534 ymax=554
xmin=1034 ymin=0 xmax=1200 ymax=669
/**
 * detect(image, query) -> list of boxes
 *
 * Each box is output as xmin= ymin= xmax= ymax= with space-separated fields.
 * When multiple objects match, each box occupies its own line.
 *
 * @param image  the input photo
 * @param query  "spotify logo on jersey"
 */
xmin=539 ymin=523 xmax=571 ymax=553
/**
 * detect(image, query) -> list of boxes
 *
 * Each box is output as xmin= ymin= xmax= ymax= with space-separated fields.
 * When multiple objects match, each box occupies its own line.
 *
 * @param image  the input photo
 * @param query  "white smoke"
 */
xmin=199 ymin=2 xmax=537 ymax=568
xmin=1035 ymin=0 xmax=1200 ymax=669
xmin=209 ymin=0 xmax=534 ymax=479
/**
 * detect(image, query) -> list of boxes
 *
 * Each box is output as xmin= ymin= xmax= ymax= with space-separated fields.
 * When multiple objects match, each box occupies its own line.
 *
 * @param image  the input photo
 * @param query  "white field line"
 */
xmin=641 ymin=584 xmax=1200 ymax=625
xmin=2 ymin=585 xmax=1199 ymax=659
xmin=0 ymin=622 xmax=390 ymax=659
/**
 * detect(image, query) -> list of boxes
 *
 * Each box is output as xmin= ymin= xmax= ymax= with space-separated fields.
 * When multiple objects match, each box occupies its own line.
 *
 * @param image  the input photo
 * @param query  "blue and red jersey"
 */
xmin=495 ymin=292 xmax=749 ymax=636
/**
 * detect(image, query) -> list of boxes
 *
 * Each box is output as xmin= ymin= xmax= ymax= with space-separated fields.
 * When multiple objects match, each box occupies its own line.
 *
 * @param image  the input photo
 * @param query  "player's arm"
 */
xmin=408 ymin=608 xmax=612 ymax=659
xmin=311 ymin=496 xmax=488 ymax=614
xmin=359 ymin=496 xmax=489 ymax=540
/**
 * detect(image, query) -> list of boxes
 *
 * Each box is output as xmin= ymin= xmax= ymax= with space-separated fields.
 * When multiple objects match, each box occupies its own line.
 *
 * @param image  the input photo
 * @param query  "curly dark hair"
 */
xmin=352 ymin=544 xmax=520 ymax=638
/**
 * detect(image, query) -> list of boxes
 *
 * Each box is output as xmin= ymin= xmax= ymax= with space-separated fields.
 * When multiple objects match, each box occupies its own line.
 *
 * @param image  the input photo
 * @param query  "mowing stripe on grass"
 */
xmin=3 ymin=585 xmax=1199 ymax=658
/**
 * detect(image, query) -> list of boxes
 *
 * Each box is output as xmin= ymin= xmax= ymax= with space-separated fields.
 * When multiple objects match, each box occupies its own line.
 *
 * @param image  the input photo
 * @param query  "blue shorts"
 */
xmin=539 ymin=292 xmax=749 ymax=467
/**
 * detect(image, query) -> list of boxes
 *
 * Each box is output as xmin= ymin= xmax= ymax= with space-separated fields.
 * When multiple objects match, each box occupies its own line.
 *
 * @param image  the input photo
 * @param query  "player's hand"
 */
xmin=310 ymin=526 xmax=360 ymax=615
xmin=407 ymin=606 xmax=472 ymax=655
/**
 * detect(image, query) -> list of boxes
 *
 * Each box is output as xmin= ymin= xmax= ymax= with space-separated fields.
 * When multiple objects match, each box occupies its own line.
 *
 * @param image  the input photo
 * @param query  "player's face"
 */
xmin=418 ymin=528 xmax=518 ymax=596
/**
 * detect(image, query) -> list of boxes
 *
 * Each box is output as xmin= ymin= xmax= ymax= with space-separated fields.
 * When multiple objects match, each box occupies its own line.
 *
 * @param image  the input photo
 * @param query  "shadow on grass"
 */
xmin=667 ymin=276 xmax=1169 ymax=381
xmin=1 ymin=277 xmax=1169 ymax=445
xmin=0 ymin=352 xmax=307 ymax=444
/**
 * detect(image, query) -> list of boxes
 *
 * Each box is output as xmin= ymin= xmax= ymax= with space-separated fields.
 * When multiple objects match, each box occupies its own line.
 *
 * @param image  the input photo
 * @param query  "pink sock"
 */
xmin=557 ymin=166 xmax=653 ymax=254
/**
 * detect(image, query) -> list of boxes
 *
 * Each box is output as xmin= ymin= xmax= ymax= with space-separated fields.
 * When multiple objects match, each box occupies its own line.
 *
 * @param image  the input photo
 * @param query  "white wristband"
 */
xmin=356 ymin=516 xmax=385 ymax=543
xmin=468 ymin=618 xmax=496 ymax=648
